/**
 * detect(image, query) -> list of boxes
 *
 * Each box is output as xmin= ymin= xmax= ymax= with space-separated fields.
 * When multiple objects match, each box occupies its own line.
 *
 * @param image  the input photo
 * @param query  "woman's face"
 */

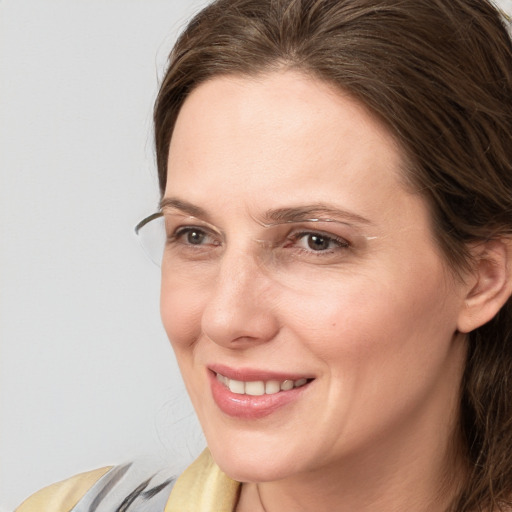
xmin=161 ymin=71 xmax=468 ymax=483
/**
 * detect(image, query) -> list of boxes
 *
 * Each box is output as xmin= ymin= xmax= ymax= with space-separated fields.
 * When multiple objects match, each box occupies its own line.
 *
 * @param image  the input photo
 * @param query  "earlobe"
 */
xmin=457 ymin=239 xmax=512 ymax=334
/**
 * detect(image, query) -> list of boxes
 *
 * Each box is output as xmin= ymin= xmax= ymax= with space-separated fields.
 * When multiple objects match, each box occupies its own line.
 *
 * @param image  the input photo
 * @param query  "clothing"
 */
xmin=16 ymin=449 xmax=241 ymax=512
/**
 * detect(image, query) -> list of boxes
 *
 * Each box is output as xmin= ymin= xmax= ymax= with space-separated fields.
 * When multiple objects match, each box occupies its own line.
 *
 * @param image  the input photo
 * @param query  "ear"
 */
xmin=457 ymin=238 xmax=512 ymax=333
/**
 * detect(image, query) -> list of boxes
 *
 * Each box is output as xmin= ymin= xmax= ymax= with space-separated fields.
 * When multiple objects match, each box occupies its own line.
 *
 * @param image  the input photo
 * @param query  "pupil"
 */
xmin=308 ymin=234 xmax=329 ymax=250
xmin=187 ymin=230 xmax=205 ymax=244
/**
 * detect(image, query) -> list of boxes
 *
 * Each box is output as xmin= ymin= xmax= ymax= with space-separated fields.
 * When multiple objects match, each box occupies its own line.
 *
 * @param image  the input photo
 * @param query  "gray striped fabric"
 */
xmin=70 ymin=462 xmax=177 ymax=512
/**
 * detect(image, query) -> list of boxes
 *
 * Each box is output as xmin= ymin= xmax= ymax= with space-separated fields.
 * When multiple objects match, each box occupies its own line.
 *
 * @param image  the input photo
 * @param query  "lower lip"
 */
xmin=209 ymin=371 xmax=312 ymax=419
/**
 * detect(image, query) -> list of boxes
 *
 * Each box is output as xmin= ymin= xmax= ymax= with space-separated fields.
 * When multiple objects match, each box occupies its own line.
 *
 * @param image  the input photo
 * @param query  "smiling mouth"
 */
xmin=215 ymin=372 xmax=312 ymax=396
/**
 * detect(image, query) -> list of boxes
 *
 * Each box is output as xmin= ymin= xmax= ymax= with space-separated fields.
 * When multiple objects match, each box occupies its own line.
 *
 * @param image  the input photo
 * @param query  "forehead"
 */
xmin=165 ymin=70 xmax=411 ymax=226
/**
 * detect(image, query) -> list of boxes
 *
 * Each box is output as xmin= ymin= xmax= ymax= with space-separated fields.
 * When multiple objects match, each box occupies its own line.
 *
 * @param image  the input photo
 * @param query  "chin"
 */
xmin=206 ymin=431 xmax=310 ymax=483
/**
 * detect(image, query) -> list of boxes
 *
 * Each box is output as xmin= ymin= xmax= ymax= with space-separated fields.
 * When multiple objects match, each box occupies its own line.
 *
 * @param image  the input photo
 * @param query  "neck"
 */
xmin=238 ymin=437 xmax=464 ymax=512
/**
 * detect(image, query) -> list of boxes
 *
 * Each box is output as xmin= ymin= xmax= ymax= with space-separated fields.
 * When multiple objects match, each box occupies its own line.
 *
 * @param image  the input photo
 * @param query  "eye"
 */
xmin=178 ymin=228 xmax=207 ymax=245
xmin=303 ymin=233 xmax=333 ymax=251
xmin=288 ymin=231 xmax=350 ymax=252
xmin=173 ymin=226 xmax=220 ymax=246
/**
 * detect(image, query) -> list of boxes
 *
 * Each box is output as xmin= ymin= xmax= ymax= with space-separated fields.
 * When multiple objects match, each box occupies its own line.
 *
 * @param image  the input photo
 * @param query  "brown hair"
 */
xmin=154 ymin=0 xmax=512 ymax=509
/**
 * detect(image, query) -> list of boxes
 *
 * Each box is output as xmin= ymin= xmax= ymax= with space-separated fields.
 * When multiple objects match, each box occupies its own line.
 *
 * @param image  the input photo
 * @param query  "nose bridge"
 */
xmin=212 ymin=247 xmax=255 ymax=310
xmin=201 ymin=242 xmax=279 ymax=347
xmin=219 ymin=246 xmax=254 ymax=294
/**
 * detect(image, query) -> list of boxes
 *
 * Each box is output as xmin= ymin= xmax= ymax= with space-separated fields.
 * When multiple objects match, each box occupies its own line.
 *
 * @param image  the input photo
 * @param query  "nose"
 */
xmin=200 ymin=249 xmax=280 ymax=348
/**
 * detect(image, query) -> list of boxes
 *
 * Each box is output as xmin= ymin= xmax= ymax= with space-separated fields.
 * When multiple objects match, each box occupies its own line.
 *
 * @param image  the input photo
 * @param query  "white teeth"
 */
xmin=280 ymin=380 xmax=294 ymax=391
xmin=228 ymin=379 xmax=245 ymax=394
xmin=245 ymin=381 xmax=265 ymax=396
xmin=217 ymin=373 xmax=310 ymax=395
xmin=265 ymin=380 xmax=281 ymax=395
xmin=216 ymin=373 xmax=228 ymax=386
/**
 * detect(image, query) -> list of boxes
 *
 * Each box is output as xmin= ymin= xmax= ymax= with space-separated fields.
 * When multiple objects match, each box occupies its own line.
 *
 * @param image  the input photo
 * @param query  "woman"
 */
xmin=17 ymin=0 xmax=512 ymax=510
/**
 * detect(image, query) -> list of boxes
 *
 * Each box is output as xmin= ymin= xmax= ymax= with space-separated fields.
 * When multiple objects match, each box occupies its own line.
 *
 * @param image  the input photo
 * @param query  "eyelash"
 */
xmin=170 ymin=226 xmax=221 ymax=246
xmin=168 ymin=226 xmax=351 ymax=255
xmin=286 ymin=231 xmax=350 ymax=254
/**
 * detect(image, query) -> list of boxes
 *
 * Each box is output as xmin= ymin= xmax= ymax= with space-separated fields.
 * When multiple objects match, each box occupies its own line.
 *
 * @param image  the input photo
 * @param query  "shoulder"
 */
xmin=15 ymin=467 xmax=112 ymax=512
xmin=15 ymin=450 xmax=239 ymax=512
xmin=16 ymin=462 xmax=178 ymax=512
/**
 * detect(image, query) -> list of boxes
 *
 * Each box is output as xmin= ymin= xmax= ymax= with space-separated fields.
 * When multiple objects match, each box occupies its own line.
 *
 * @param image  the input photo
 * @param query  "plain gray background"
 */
xmin=0 ymin=1 xmax=208 ymax=508
xmin=1 ymin=0 xmax=511 ymax=510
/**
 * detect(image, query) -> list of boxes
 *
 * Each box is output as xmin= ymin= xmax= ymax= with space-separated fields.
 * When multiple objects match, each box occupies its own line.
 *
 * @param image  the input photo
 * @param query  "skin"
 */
xmin=160 ymin=70 xmax=479 ymax=511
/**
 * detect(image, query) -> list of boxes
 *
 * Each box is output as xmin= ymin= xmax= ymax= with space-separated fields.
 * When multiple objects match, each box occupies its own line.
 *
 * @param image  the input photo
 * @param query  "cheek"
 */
xmin=160 ymin=274 xmax=205 ymax=350
xmin=278 ymin=275 xmax=378 ymax=352
xmin=282 ymin=265 xmax=459 ymax=370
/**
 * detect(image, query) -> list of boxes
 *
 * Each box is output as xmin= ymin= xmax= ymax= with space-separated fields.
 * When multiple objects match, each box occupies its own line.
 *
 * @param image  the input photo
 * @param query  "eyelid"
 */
xmin=290 ymin=230 xmax=349 ymax=246
xmin=163 ymin=212 xmax=224 ymax=236
xmin=263 ymin=219 xmax=375 ymax=238
xmin=171 ymin=226 xmax=222 ymax=248
xmin=163 ymin=212 xmax=378 ymax=244
xmin=255 ymin=217 xmax=352 ymax=228
xmin=256 ymin=217 xmax=377 ymax=240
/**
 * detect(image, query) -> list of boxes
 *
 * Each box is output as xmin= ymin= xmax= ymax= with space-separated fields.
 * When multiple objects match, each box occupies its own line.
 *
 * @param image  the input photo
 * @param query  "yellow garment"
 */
xmin=15 ymin=449 xmax=240 ymax=512
xmin=16 ymin=466 xmax=112 ymax=512
xmin=165 ymin=449 xmax=240 ymax=512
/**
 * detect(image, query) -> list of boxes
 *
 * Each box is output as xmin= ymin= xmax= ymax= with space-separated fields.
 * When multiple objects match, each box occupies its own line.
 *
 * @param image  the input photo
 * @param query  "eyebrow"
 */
xmin=159 ymin=197 xmax=371 ymax=226
xmin=261 ymin=204 xmax=372 ymax=226
xmin=160 ymin=197 xmax=209 ymax=219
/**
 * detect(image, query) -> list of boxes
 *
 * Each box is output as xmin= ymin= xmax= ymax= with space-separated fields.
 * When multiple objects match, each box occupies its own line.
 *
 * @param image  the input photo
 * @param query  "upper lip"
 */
xmin=209 ymin=364 xmax=314 ymax=382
